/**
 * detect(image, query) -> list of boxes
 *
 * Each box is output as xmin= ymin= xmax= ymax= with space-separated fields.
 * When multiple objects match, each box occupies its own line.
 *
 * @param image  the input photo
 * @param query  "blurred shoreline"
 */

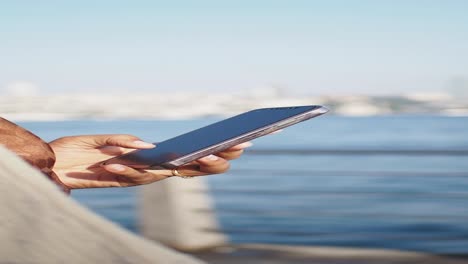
xmin=1 ymin=91 xmax=467 ymax=121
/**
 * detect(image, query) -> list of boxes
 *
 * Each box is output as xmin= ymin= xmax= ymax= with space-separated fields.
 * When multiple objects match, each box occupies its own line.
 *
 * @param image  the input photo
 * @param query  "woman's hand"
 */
xmin=49 ymin=134 xmax=251 ymax=190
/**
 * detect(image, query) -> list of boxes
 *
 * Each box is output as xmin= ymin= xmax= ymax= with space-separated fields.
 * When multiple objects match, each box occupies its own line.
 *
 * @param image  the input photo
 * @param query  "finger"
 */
xmin=91 ymin=134 xmax=156 ymax=149
xmin=160 ymin=155 xmax=231 ymax=178
xmin=103 ymin=164 xmax=169 ymax=186
xmin=226 ymin=141 xmax=253 ymax=151
xmin=98 ymin=146 xmax=129 ymax=156
xmin=194 ymin=155 xmax=231 ymax=174
xmin=215 ymin=149 xmax=244 ymax=160
xmin=171 ymin=164 xmax=207 ymax=177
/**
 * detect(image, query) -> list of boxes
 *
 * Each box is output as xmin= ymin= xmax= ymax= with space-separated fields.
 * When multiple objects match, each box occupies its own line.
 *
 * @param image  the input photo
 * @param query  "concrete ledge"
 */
xmin=0 ymin=146 xmax=204 ymax=264
xmin=193 ymin=244 xmax=468 ymax=264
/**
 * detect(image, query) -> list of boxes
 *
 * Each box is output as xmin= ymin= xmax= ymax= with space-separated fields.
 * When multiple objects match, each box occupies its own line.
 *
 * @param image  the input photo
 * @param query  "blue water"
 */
xmin=20 ymin=116 xmax=468 ymax=255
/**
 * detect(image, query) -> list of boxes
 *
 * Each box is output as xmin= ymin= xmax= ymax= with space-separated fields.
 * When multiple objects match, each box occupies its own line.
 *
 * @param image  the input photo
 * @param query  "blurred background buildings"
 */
xmin=0 ymin=88 xmax=467 ymax=121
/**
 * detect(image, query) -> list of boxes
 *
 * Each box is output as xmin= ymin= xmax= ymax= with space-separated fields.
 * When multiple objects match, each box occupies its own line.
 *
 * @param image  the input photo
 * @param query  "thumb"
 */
xmin=91 ymin=134 xmax=156 ymax=149
xmin=103 ymin=164 xmax=169 ymax=185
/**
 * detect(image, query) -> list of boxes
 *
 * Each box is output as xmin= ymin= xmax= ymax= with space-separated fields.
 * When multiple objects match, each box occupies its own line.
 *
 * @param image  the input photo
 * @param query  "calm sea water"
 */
xmin=20 ymin=116 xmax=468 ymax=255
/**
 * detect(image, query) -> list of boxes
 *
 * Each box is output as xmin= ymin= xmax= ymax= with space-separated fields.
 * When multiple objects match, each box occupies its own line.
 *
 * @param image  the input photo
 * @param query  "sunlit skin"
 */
xmin=50 ymin=134 xmax=252 ymax=189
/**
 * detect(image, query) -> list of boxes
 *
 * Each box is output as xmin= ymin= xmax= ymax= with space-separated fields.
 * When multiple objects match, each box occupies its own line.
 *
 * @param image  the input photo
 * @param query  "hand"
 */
xmin=49 ymin=134 xmax=251 ymax=190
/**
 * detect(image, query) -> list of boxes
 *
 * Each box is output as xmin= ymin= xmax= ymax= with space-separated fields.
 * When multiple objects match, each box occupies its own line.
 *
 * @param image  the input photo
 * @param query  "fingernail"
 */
xmin=237 ymin=142 xmax=253 ymax=149
xmin=133 ymin=140 xmax=155 ymax=147
xmin=107 ymin=164 xmax=126 ymax=172
xmin=201 ymin=155 xmax=219 ymax=162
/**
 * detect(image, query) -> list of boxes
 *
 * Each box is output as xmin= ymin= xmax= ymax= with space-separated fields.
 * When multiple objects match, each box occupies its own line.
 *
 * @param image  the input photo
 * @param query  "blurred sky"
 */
xmin=0 ymin=0 xmax=467 ymax=95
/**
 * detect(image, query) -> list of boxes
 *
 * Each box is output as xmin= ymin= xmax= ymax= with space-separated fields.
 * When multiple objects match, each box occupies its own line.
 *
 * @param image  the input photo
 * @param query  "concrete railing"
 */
xmin=140 ymin=177 xmax=227 ymax=251
xmin=0 ymin=146 xmax=205 ymax=264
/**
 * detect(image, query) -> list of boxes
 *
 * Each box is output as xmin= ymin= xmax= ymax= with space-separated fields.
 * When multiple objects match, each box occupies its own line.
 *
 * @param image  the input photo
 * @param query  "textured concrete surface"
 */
xmin=0 ymin=146 xmax=204 ymax=264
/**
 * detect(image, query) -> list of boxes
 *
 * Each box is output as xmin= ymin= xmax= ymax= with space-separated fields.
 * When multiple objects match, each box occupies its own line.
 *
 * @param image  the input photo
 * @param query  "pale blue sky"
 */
xmin=0 ymin=0 xmax=467 ymax=95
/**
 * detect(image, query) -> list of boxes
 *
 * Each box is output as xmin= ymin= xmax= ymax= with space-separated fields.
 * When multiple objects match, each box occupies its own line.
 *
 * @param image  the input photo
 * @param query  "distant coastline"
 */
xmin=1 ymin=92 xmax=467 ymax=121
